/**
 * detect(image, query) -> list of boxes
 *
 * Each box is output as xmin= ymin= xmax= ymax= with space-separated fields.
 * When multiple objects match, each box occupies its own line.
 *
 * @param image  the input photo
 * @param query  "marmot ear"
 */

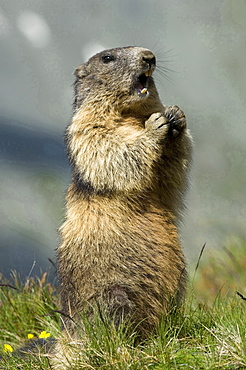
xmin=74 ymin=65 xmax=87 ymax=79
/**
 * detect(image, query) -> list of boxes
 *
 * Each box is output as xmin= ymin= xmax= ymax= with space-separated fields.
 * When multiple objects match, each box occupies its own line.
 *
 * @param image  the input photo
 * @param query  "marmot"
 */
xmin=54 ymin=46 xmax=192 ymax=367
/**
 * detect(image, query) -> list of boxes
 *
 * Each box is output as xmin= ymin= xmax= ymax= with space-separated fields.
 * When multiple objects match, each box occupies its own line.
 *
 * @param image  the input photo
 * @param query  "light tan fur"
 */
xmin=53 ymin=46 xmax=192 ymax=368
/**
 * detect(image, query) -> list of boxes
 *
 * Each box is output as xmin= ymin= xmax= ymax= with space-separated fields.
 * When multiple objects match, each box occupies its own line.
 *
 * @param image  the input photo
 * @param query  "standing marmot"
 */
xmin=54 ymin=46 xmax=192 ymax=367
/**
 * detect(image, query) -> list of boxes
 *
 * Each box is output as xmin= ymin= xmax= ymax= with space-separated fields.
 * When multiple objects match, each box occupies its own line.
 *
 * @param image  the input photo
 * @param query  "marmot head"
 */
xmin=73 ymin=46 xmax=159 ymax=113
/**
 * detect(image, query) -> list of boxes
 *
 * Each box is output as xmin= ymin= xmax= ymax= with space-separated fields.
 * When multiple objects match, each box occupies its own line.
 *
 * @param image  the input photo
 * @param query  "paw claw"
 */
xmin=172 ymin=129 xmax=180 ymax=138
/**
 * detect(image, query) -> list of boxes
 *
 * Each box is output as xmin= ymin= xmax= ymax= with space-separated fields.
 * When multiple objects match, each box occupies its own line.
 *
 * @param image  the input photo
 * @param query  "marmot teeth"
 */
xmin=140 ymin=87 xmax=148 ymax=94
xmin=145 ymin=70 xmax=152 ymax=77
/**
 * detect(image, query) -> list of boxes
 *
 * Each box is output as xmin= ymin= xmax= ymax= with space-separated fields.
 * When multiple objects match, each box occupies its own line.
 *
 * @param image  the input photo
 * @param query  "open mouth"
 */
xmin=135 ymin=70 xmax=152 ymax=96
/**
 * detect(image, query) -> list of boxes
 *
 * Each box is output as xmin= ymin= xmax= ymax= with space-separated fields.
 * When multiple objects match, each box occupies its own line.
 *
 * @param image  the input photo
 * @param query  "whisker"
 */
xmin=157 ymin=65 xmax=177 ymax=74
xmin=155 ymin=67 xmax=175 ymax=84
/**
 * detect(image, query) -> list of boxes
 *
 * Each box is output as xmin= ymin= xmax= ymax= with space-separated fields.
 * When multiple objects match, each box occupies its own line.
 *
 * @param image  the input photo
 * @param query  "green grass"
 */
xmin=1 ymin=239 xmax=246 ymax=369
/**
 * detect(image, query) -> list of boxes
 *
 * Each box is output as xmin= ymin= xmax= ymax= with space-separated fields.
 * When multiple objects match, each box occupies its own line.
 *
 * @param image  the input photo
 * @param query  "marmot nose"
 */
xmin=142 ymin=55 xmax=156 ymax=68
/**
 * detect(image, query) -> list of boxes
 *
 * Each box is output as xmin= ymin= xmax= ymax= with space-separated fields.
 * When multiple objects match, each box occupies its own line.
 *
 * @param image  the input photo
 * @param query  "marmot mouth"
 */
xmin=135 ymin=70 xmax=152 ymax=97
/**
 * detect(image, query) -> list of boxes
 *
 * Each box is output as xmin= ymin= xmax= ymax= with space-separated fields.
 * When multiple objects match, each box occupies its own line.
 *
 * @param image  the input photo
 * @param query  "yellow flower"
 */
xmin=39 ymin=330 xmax=50 ymax=339
xmin=27 ymin=333 xmax=34 ymax=339
xmin=3 ymin=344 xmax=13 ymax=353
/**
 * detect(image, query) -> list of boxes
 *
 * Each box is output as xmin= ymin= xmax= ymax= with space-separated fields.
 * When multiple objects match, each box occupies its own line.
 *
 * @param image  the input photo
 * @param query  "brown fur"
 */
xmin=54 ymin=46 xmax=192 ymax=367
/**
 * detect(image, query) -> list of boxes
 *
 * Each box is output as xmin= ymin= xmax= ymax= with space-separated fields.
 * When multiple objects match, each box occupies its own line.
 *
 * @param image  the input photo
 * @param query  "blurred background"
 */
xmin=0 ymin=0 xmax=245 ymax=278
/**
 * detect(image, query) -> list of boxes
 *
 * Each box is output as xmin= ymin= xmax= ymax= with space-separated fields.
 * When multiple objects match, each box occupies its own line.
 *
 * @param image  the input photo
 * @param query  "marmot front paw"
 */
xmin=145 ymin=112 xmax=169 ymax=135
xmin=145 ymin=106 xmax=186 ymax=140
xmin=164 ymin=105 xmax=186 ymax=138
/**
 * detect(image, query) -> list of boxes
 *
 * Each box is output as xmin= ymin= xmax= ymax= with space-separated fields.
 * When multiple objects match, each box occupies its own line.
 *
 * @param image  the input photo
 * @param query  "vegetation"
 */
xmin=0 ymin=239 xmax=246 ymax=369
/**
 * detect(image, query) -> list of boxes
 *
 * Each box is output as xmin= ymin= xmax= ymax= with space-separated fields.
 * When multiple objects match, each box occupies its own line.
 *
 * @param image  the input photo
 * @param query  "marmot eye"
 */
xmin=102 ymin=54 xmax=115 ymax=63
